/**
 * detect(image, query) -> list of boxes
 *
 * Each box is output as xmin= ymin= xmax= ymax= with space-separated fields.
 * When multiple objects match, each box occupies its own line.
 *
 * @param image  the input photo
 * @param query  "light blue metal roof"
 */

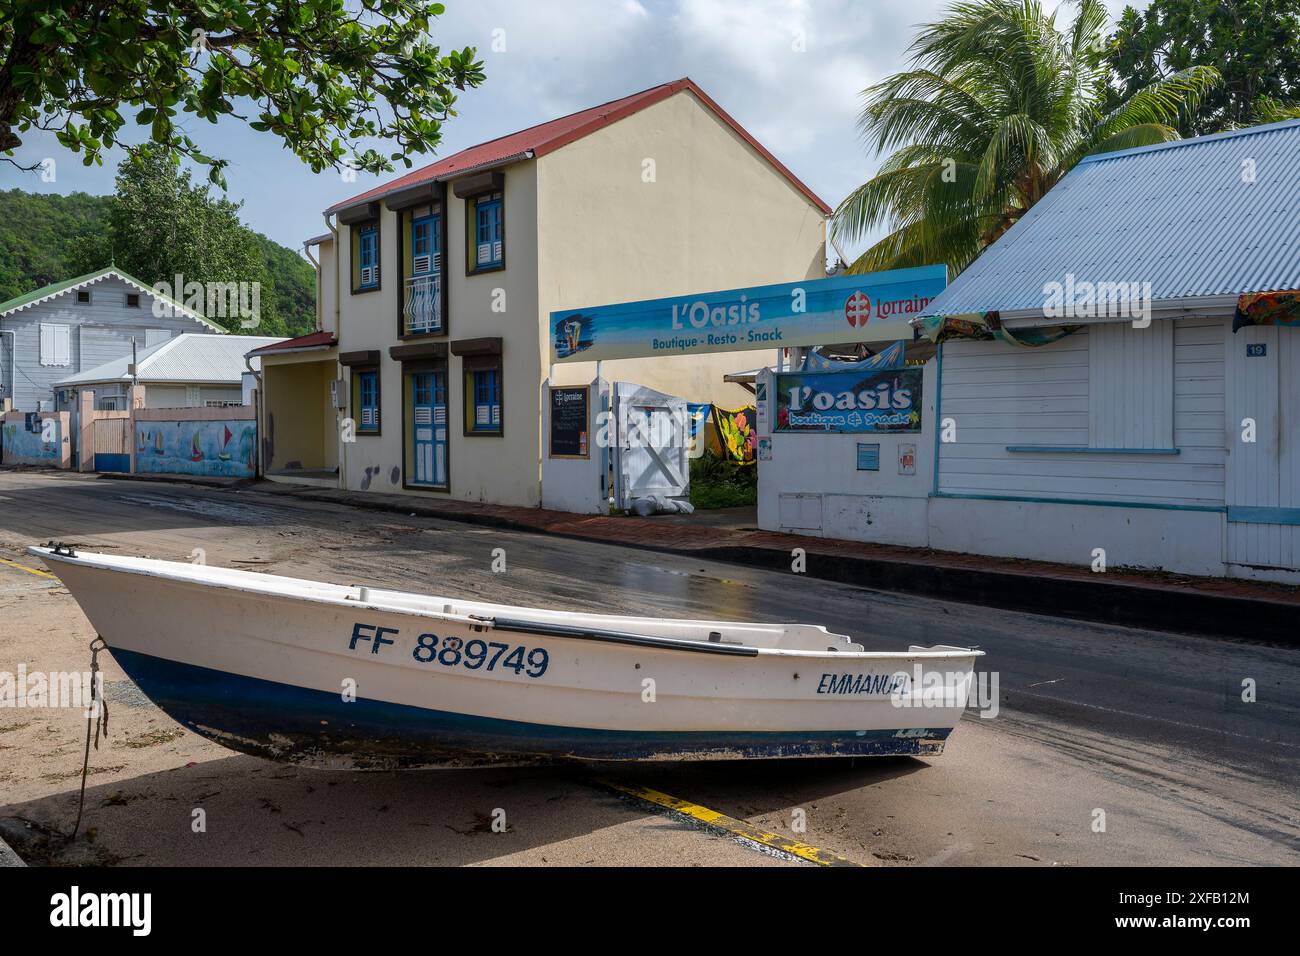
xmin=922 ymin=119 xmax=1300 ymax=317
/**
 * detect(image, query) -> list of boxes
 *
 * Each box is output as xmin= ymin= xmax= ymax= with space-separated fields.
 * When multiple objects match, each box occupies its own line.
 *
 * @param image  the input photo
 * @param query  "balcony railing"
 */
xmin=403 ymin=274 xmax=442 ymax=335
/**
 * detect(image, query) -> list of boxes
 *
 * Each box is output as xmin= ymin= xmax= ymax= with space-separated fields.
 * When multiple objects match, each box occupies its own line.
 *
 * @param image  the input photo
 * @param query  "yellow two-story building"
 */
xmin=252 ymin=78 xmax=830 ymax=507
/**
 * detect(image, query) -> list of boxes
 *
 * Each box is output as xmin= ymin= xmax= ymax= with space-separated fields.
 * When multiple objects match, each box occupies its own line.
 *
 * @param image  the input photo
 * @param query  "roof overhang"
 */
xmin=328 ymin=152 xmax=532 ymax=219
xmin=916 ymin=294 xmax=1245 ymax=332
xmin=245 ymin=331 xmax=338 ymax=358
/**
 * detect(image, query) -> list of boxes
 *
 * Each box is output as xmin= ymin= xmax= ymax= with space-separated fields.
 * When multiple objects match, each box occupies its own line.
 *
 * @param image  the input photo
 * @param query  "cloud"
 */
xmin=0 ymin=0 xmax=1153 ymax=257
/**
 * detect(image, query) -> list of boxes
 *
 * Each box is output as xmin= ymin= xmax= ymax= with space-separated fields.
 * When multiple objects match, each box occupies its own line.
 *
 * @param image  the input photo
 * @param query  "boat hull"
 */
xmin=113 ymin=648 xmax=953 ymax=767
xmin=34 ymin=548 xmax=981 ymax=767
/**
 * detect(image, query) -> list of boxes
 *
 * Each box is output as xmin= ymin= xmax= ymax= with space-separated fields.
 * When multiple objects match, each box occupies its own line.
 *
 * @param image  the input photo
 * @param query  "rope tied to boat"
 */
xmin=71 ymin=636 xmax=109 ymax=841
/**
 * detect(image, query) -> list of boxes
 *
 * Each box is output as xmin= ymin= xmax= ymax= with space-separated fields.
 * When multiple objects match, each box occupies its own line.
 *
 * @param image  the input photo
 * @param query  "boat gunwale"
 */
xmin=29 ymin=547 xmax=985 ymax=662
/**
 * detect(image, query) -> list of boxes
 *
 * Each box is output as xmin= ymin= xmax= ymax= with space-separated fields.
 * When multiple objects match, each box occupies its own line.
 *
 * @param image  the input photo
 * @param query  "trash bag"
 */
xmin=629 ymin=496 xmax=695 ymax=517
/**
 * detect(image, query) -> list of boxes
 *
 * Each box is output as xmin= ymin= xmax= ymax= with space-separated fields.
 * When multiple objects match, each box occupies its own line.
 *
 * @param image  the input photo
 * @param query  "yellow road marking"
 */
xmin=0 ymin=556 xmax=54 ymax=579
xmin=596 ymin=778 xmax=864 ymax=867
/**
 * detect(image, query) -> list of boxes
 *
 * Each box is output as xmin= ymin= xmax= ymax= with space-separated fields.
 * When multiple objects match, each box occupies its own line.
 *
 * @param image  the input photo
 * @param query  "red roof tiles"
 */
xmin=326 ymin=78 xmax=830 ymax=215
xmin=246 ymin=330 xmax=337 ymax=356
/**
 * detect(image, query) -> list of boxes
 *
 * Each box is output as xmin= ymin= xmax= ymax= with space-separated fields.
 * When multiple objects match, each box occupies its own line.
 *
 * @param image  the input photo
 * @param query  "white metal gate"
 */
xmin=1224 ymin=325 xmax=1299 ymax=571
xmin=613 ymin=383 xmax=690 ymax=510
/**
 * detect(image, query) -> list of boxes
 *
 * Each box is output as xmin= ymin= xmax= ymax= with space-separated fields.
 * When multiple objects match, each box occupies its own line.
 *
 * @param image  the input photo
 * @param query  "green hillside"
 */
xmin=0 ymin=188 xmax=317 ymax=336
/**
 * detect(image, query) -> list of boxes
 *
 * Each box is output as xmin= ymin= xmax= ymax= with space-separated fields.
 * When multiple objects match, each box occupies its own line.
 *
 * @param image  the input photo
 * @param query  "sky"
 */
xmin=0 ymin=0 xmax=1147 ymax=261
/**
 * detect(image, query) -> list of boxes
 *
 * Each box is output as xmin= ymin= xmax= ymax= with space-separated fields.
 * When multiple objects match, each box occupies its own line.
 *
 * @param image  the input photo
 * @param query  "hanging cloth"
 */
xmin=917 ymin=311 xmax=1080 ymax=348
xmin=1234 ymin=290 xmax=1300 ymax=332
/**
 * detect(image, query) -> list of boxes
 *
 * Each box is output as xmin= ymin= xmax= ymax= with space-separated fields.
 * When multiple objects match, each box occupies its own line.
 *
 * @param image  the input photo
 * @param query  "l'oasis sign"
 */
xmin=775 ymin=368 xmax=924 ymax=433
xmin=549 ymin=265 xmax=947 ymax=363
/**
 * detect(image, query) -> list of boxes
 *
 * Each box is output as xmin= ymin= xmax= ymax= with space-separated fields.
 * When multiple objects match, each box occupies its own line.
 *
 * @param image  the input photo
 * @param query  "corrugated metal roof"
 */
xmin=56 ymin=333 xmax=285 ymax=386
xmin=326 ymin=78 xmax=831 ymax=216
xmin=922 ymin=119 xmax=1300 ymax=317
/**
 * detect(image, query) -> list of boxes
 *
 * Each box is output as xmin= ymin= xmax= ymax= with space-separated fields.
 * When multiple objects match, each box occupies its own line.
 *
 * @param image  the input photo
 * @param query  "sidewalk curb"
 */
xmin=254 ymin=484 xmax=1296 ymax=645
xmin=97 ymin=473 xmax=257 ymax=490
xmin=694 ymin=545 xmax=1297 ymax=645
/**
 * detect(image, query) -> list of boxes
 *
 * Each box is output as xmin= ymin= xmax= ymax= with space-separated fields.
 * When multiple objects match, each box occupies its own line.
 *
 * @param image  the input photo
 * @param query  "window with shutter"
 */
xmin=40 ymin=324 xmax=71 ymax=367
xmin=463 ymin=360 xmax=503 ymax=436
xmin=353 ymin=368 xmax=381 ymax=434
xmin=353 ymin=223 xmax=381 ymax=292
xmin=1088 ymin=320 xmax=1175 ymax=450
xmin=468 ymin=192 xmax=504 ymax=274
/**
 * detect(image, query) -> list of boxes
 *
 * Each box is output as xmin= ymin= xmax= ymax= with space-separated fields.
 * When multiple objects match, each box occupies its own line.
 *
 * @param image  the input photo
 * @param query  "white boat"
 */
xmin=32 ymin=545 xmax=984 ymax=768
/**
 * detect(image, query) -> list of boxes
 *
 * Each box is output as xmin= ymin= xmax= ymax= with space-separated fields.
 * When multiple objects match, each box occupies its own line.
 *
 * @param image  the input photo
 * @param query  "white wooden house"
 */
xmin=758 ymin=119 xmax=1300 ymax=584
xmin=0 ymin=267 xmax=222 ymax=412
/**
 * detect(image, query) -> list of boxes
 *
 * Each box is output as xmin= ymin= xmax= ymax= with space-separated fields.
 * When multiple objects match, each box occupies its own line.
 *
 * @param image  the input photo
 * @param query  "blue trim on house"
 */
xmin=1005 ymin=445 xmax=1181 ymax=456
xmin=110 ymin=648 xmax=949 ymax=763
xmin=1228 ymin=506 xmax=1300 ymax=526
xmin=933 ymin=491 xmax=1224 ymax=514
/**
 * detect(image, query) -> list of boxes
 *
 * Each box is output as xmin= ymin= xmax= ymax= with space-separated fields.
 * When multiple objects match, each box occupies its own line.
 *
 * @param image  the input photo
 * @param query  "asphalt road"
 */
xmin=1 ymin=470 xmax=1297 ymax=866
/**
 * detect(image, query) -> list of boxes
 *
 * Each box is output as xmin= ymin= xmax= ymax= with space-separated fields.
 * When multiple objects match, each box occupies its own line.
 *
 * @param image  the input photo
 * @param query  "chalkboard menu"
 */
xmin=549 ymin=386 xmax=590 ymax=459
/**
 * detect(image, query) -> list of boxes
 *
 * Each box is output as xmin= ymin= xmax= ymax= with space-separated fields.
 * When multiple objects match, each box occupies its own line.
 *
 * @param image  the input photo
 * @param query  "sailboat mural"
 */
xmin=133 ymin=418 xmax=257 ymax=478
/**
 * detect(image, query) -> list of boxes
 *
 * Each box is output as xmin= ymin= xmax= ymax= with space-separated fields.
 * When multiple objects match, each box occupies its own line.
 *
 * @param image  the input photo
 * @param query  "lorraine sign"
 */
xmin=549 ymin=264 xmax=947 ymax=364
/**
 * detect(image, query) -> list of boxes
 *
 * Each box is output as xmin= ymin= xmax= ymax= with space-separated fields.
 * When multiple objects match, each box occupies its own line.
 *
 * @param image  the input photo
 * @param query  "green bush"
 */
xmin=690 ymin=452 xmax=757 ymax=510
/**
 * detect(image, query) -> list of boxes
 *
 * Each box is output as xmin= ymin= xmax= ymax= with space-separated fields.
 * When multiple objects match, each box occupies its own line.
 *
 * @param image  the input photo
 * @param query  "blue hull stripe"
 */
xmin=111 ymin=648 xmax=951 ymax=764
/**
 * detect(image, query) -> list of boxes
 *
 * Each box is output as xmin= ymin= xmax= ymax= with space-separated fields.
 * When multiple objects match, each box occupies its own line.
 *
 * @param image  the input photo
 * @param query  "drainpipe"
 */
xmin=326 ymin=213 xmax=341 ymax=336
xmin=326 ymin=212 xmax=346 ymax=491
xmin=1 ymin=327 xmax=15 ymax=409
xmin=245 ymin=353 xmax=263 ymax=477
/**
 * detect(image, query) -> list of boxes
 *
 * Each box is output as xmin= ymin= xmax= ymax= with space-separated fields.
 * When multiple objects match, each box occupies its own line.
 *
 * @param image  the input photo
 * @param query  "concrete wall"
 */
xmin=1 ymin=411 xmax=71 ymax=467
xmin=540 ymin=378 xmax=609 ymax=514
xmin=757 ymin=361 xmax=935 ymax=548
xmin=0 ymin=275 xmax=219 ymax=411
xmin=134 ymin=407 xmax=257 ymax=478
xmin=926 ymin=495 xmax=1228 ymax=576
xmin=539 ymin=89 xmax=828 ymax=407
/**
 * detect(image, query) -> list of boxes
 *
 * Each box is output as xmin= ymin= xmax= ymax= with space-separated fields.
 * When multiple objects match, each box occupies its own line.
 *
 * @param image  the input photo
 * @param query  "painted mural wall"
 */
xmin=1 ymin=412 xmax=70 ymax=467
xmin=134 ymin=419 xmax=257 ymax=478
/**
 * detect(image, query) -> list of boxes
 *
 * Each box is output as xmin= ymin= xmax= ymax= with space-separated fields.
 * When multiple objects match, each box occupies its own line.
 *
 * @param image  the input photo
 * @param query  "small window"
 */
xmin=468 ymin=192 xmax=504 ymax=273
xmin=76 ymin=290 xmax=91 ymax=305
xmin=355 ymin=224 xmax=380 ymax=291
xmin=125 ymin=292 xmax=141 ymax=308
xmin=353 ymin=368 xmax=381 ymax=434
xmin=464 ymin=362 xmax=502 ymax=435
xmin=39 ymin=324 xmax=71 ymax=367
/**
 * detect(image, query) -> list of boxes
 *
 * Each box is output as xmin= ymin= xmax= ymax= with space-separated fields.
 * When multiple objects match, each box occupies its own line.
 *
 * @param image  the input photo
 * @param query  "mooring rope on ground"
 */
xmin=71 ymin=636 xmax=109 ymax=841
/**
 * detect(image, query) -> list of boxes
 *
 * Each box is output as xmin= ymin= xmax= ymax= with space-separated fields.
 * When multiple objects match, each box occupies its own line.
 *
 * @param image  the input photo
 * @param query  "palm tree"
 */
xmin=833 ymin=0 xmax=1219 ymax=275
